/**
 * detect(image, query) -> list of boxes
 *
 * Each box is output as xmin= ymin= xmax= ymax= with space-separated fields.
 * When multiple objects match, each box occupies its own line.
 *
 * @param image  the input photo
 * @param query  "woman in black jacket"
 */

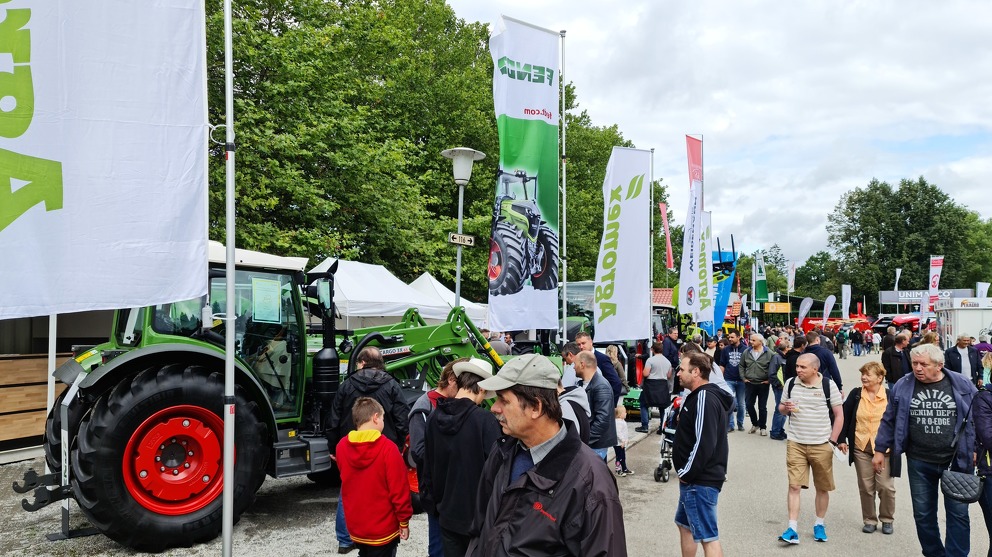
xmin=838 ymin=361 xmax=898 ymax=534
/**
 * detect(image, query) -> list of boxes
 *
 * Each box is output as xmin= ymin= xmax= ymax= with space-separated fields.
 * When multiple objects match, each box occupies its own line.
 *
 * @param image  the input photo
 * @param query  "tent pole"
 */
xmin=222 ymin=0 xmax=237 ymax=554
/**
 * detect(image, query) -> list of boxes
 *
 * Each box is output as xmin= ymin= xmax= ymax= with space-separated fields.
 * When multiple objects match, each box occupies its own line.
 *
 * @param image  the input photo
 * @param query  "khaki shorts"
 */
xmin=786 ymin=441 xmax=835 ymax=491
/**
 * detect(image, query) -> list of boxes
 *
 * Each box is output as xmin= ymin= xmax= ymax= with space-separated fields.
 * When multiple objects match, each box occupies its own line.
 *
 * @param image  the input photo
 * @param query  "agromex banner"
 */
xmin=593 ymin=148 xmax=651 ymax=342
xmin=0 ymin=1 xmax=208 ymax=319
xmin=487 ymin=16 xmax=560 ymax=331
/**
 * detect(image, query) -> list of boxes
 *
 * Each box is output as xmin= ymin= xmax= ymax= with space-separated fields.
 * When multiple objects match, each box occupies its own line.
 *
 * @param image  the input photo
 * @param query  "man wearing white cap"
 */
xmin=466 ymin=354 xmax=627 ymax=557
xmin=424 ymin=358 xmax=502 ymax=557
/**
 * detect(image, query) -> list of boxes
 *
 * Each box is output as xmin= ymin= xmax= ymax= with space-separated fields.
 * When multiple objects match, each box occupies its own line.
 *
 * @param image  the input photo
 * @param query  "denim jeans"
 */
xmin=906 ymin=457 xmax=970 ymax=557
xmin=770 ymin=386 xmax=786 ymax=437
xmin=593 ymin=447 xmax=608 ymax=460
xmin=336 ymin=492 xmax=353 ymax=546
xmin=725 ymin=380 xmax=746 ymax=428
xmin=428 ymin=512 xmax=443 ymax=557
xmin=853 ymin=342 xmax=863 ymax=356
xmin=979 ymin=474 xmax=992 ymax=557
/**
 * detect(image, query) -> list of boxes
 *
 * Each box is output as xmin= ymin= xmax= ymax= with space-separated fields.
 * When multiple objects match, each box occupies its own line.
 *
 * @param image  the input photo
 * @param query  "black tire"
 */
xmin=71 ymin=364 xmax=268 ymax=551
xmin=662 ymin=467 xmax=670 ymax=482
xmin=530 ymin=226 xmax=559 ymax=291
xmin=44 ymin=388 xmax=88 ymax=474
xmin=654 ymin=467 xmax=662 ymax=482
xmin=488 ymin=220 xmax=526 ymax=296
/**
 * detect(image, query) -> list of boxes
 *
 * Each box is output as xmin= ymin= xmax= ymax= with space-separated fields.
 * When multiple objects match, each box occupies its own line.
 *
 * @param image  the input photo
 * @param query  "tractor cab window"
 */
xmin=152 ymin=298 xmax=204 ymax=338
xmin=210 ymin=270 xmax=302 ymax=416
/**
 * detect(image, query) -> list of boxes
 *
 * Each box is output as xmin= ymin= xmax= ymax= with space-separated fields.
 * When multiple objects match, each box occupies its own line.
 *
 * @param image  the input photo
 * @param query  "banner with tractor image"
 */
xmin=487 ymin=16 xmax=560 ymax=331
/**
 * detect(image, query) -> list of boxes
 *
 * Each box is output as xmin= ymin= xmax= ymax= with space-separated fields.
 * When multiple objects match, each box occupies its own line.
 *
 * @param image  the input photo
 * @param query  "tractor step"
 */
xmin=270 ymin=434 xmax=331 ymax=478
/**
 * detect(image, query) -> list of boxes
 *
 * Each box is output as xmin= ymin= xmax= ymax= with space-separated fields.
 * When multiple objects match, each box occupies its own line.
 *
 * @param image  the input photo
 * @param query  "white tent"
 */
xmin=409 ymin=273 xmax=488 ymax=325
xmin=309 ymin=258 xmax=453 ymax=328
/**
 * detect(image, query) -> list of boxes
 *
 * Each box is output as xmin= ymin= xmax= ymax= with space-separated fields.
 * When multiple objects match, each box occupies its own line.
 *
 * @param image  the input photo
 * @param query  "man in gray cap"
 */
xmin=466 ymin=354 xmax=627 ymax=557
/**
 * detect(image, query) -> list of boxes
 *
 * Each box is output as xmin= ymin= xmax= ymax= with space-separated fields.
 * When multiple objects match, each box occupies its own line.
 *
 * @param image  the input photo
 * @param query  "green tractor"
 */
xmin=15 ymin=243 xmax=506 ymax=551
xmin=488 ymin=169 xmax=559 ymax=296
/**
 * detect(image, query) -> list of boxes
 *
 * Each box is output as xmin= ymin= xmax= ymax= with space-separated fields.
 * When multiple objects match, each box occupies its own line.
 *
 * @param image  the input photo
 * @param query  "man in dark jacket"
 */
xmin=574 ymin=350 xmax=618 ymax=459
xmin=663 ymin=327 xmax=681 ymax=368
xmin=803 ymin=331 xmax=844 ymax=393
xmin=873 ymin=343 xmax=978 ymax=557
xmin=574 ymin=332 xmax=624 ymax=405
xmin=409 ymin=360 xmax=461 ymax=557
xmin=424 ymin=358 xmax=502 ymax=557
xmin=944 ymin=333 xmax=982 ymax=386
xmin=880 ymin=326 xmax=896 ymax=352
xmin=468 ymin=354 xmax=627 ymax=557
xmin=881 ymin=332 xmax=911 ymax=386
xmin=328 ymin=346 xmax=411 ymax=553
xmin=718 ymin=331 xmax=748 ymax=431
xmin=674 ymin=352 xmax=734 ymax=556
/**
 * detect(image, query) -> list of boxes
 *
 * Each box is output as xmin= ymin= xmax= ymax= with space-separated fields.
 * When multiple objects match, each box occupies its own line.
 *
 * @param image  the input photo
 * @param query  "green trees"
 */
xmin=826 ymin=177 xmax=992 ymax=306
xmin=203 ymin=0 xmax=645 ymax=302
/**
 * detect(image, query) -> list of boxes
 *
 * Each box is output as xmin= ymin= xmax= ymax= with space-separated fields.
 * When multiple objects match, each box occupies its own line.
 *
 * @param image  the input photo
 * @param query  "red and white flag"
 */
xmin=658 ymin=203 xmax=674 ymax=270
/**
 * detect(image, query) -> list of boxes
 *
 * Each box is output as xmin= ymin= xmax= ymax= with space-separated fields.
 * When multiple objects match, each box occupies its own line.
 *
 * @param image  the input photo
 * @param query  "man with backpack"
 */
xmin=777 ymin=353 xmax=844 ymax=545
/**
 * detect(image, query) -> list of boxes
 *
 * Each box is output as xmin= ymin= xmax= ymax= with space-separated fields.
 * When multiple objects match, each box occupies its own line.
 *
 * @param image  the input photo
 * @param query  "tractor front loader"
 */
xmin=13 ymin=243 xmax=505 ymax=552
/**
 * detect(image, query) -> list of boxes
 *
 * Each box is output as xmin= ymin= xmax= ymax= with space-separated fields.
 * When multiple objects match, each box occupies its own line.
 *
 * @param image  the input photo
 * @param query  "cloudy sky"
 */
xmin=447 ymin=0 xmax=992 ymax=264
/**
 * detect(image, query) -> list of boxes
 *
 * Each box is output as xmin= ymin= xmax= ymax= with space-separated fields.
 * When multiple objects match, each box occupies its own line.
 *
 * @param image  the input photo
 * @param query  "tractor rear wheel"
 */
xmin=489 ymin=220 xmax=526 ymax=295
xmin=71 ymin=364 xmax=267 ymax=551
xmin=530 ymin=226 xmax=559 ymax=291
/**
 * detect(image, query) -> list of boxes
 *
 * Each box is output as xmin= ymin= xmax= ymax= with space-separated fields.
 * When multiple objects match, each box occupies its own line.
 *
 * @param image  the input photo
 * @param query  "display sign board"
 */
xmin=764 ymin=302 xmax=792 ymax=313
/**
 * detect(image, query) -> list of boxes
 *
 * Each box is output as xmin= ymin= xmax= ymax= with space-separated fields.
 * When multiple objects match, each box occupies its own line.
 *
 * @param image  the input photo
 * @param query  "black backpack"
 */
xmin=786 ymin=375 xmax=835 ymax=425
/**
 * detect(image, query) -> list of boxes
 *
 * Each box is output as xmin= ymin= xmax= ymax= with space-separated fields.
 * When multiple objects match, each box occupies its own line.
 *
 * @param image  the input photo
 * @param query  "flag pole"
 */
xmin=222 ymin=0 xmax=237 ymax=554
xmin=559 ymin=29 xmax=567 ymax=340
xmin=650 ymin=148 xmax=655 ymax=335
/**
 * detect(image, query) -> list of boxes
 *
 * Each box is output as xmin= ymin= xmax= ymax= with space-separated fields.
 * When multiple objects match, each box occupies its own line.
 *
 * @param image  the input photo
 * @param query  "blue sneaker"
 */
xmin=779 ymin=527 xmax=799 ymax=544
xmin=813 ymin=524 xmax=827 ymax=542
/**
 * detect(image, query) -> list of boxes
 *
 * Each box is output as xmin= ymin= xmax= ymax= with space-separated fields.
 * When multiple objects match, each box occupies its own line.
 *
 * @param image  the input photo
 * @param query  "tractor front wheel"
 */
xmin=530 ymin=226 xmax=559 ymax=291
xmin=44 ymin=388 xmax=87 ymax=475
xmin=489 ymin=221 xmax=526 ymax=296
xmin=71 ymin=364 xmax=267 ymax=551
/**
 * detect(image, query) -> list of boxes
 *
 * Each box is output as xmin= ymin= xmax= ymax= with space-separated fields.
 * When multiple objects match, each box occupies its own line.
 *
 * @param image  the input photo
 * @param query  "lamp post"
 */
xmin=441 ymin=147 xmax=485 ymax=307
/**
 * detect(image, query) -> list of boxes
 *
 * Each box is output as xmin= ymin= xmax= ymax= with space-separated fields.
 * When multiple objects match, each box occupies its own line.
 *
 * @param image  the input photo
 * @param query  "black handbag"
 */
xmin=940 ymin=469 xmax=984 ymax=503
xmin=939 ymin=402 xmax=985 ymax=504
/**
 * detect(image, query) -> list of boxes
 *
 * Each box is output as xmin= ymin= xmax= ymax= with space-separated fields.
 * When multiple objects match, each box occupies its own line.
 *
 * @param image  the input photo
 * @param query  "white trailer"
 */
xmin=934 ymin=298 xmax=992 ymax=349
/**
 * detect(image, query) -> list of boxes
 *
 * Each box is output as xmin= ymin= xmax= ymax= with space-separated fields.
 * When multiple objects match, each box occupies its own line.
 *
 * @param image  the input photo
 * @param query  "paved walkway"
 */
xmin=618 ymin=349 xmax=991 ymax=556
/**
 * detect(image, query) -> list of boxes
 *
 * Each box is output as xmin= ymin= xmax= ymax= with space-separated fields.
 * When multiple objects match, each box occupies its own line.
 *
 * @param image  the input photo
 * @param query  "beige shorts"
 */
xmin=786 ymin=441 xmax=835 ymax=491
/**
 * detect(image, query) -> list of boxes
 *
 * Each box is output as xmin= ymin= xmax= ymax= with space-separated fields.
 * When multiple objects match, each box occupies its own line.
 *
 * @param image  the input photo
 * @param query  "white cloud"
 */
xmin=448 ymin=0 xmax=992 ymax=264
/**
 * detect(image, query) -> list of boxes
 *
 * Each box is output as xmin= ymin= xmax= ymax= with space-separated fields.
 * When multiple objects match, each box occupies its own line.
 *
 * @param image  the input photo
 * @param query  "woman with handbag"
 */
xmin=975 ymin=382 xmax=992 ymax=557
xmin=838 ymin=361 xmax=898 ymax=534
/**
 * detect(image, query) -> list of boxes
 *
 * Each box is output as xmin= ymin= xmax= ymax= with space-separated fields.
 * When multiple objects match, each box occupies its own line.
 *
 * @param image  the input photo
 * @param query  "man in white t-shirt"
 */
xmin=635 ymin=341 xmax=672 ymax=433
xmin=777 ymin=354 xmax=844 ymax=545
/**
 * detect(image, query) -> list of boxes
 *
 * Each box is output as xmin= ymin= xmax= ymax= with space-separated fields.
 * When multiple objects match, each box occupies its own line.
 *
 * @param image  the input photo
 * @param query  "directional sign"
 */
xmin=448 ymin=233 xmax=476 ymax=247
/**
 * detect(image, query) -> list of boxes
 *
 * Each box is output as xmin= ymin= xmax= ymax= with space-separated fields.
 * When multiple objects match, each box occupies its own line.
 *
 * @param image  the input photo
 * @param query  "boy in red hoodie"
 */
xmin=336 ymin=397 xmax=412 ymax=556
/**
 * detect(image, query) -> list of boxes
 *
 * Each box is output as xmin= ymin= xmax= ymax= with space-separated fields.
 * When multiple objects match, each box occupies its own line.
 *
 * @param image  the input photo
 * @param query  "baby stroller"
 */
xmin=654 ymin=394 xmax=683 ymax=482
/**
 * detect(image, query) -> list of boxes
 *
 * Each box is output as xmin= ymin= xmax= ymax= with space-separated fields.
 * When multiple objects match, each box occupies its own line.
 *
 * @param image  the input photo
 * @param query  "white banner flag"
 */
xmin=841 ymin=284 xmax=852 ymax=319
xmin=0 ymin=2 xmax=208 ymax=319
xmin=677 ymin=179 xmax=704 ymax=317
xmin=593 ymin=147 xmax=651 ymax=341
xmin=895 ymin=268 xmax=902 ymax=290
xmin=978 ymin=282 xmax=991 ymax=298
xmin=928 ymin=256 xmax=944 ymax=310
xmin=695 ymin=211 xmax=715 ymax=324
xmin=787 ymin=262 xmax=796 ymax=294
xmin=822 ymin=295 xmax=836 ymax=328
xmin=797 ymin=297 xmax=814 ymax=327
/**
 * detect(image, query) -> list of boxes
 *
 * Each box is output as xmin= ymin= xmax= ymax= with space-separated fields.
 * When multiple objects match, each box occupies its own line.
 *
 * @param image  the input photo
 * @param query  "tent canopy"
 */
xmin=409 ymin=272 xmax=487 ymax=325
xmin=309 ymin=258 xmax=452 ymax=324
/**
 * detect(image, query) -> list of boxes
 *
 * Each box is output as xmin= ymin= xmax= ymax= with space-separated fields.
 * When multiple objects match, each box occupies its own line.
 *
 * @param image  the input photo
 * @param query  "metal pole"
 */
xmin=559 ymin=29 xmax=567 ymax=340
xmin=455 ymin=183 xmax=464 ymax=307
xmin=222 ymin=0 xmax=236 ymax=554
xmin=649 ymin=148 xmax=655 ymax=333
xmin=46 ymin=314 xmax=56 ymax=475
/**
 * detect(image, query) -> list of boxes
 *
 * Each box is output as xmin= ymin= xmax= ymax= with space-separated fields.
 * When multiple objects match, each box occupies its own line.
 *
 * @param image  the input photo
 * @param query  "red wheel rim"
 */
xmin=488 ymin=241 xmax=503 ymax=281
xmin=122 ymin=405 xmax=227 ymax=515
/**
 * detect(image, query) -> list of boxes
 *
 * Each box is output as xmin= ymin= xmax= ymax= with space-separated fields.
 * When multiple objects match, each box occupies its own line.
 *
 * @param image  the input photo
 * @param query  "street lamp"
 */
xmin=441 ymin=147 xmax=486 ymax=307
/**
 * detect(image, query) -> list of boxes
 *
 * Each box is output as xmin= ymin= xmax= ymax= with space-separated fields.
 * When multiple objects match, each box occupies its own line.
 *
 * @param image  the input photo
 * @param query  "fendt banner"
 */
xmin=678 ymin=136 xmax=705 ymax=319
xmin=754 ymin=253 xmax=768 ymax=303
xmin=593 ymin=147 xmax=651 ymax=342
xmin=487 ymin=16 xmax=560 ymax=331
xmin=0 ymin=2 xmax=208 ymax=319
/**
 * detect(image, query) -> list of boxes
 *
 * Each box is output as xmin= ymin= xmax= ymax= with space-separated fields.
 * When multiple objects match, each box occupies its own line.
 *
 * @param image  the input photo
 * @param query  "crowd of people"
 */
xmin=324 ymin=321 xmax=992 ymax=557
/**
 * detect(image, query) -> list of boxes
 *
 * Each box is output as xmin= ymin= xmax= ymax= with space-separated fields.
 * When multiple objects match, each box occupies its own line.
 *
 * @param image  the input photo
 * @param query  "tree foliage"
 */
xmin=203 ymin=0 xmax=649 ymax=302
xmin=826 ymin=177 xmax=992 ymax=307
